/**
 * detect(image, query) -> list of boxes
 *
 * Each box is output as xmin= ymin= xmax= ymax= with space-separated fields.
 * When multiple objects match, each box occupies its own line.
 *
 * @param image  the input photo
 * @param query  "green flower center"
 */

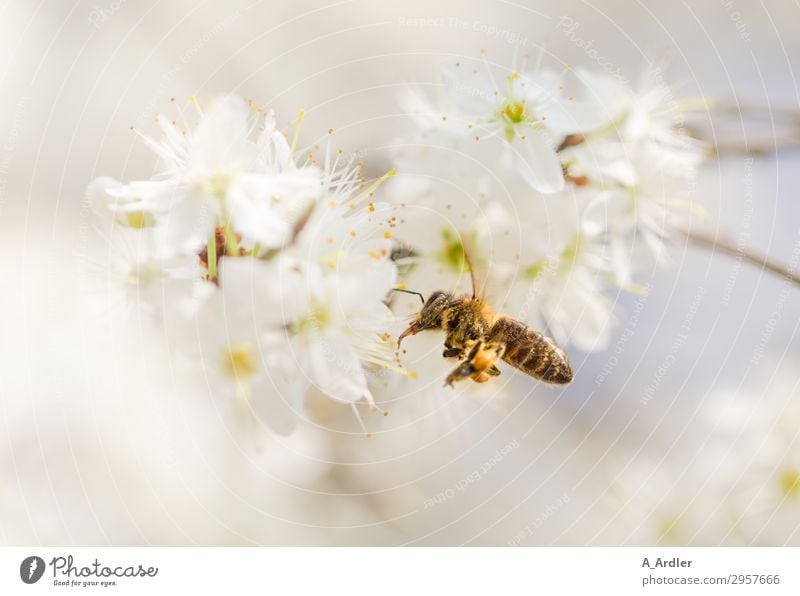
xmin=523 ymin=260 xmax=548 ymax=280
xmin=294 ymin=303 xmax=332 ymax=334
xmin=121 ymin=212 xmax=154 ymax=229
xmin=436 ymin=229 xmax=469 ymax=275
xmin=221 ymin=345 xmax=258 ymax=379
xmin=779 ymin=468 xmax=800 ymax=498
xmin=502 ymin=101 xmax=527 ymax=124
xmin=202 ymin=172 xmax=232 ymax=200
xmin=561 ymin=234 xmax=584 ymax=268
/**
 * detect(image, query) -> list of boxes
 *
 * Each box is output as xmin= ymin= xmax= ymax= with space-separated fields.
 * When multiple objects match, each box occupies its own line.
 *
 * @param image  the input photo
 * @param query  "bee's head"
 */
xmin=397 ymin=290 xmax=455 ymax=347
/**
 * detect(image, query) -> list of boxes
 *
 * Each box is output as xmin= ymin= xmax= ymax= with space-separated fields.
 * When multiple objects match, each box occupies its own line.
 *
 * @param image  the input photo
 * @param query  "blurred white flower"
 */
xmin=164 ymin=260 xmax=304 ymax=436
xmin=487 ymin=189 xmax=616 ymax=351
xmin=386 ymin=56 xmax=711 ymax=356
xmin=88 ymin=96 xmax=407 ymax=436
xmin=592 ymin=64 xmax=707 ymax=158
xmin=440 ymin=60 xmax=608 ymax=193
xmin=89 ymin=96 xmax=322 ymax=258
xmin=700 ymin=374 xmax=800 ymax=545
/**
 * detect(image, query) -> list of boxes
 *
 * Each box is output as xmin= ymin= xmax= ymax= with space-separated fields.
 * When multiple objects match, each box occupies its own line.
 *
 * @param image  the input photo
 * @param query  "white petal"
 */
xmin=105 ymin=179 xmax=182 ymax=213
xmin=227 ymin=184 xmax=292 ymax=249
xmin=249 ymin=369 xmax=304 ymax=436
xmin=539 ymin=97 xmax=607 ymax=135
xmin=439 ymin=61 xmax=501 ymax=115
xmin=511 ymin=74 xmax=547 ymax=104
xmin=581 ymin=190 xmax=621 ymax=236
xmin=188 ymin=94 xmax=255 ymax=172
xmin=574 ymin=67 xmax=630 ymax=124
xmin=218 ymin=255 xmax=312 ymax=328
xmin=152 ymin=193 xmax=216 ymax=255
xmin=156 ymin=114 xmax=188 ymax=161
xmin=305 ymin=334 xmax=369 ymax=403
xmin=227 ymin=171 xmax=320 ymax=249
xmin=86 ymin=176 xmax=124 ymax=218
xmin=256 ymin=109 xmax=292 ymax=171
xmin=510 ymin=129 xmax=564 ymax=193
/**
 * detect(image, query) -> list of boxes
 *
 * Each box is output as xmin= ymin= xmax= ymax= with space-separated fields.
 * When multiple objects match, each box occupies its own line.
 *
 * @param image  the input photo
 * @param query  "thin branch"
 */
xmin=685 ymin=229 xmax=800 ymax=287
xmin=694 ymin=101 xmax=800 ymax=155
xmin=711 ymin=102 xmax=800 ymax=122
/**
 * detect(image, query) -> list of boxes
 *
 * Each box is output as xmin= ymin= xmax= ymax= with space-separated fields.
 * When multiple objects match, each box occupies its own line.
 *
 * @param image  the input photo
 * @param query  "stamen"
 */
xmin=368 ymin=402 xmax=389 ymax=417
xmin=362 ymin=355 xmax=417 ymax=378
xmin=290 ymin=109 xmax=306 ymax=155
xmin=189 ymin=95 xmax=203 ymax=116
xmin=353 ymin=168 xmax=397 ymax=202
xmin=350 ymin=403 xmax=372 ymax=439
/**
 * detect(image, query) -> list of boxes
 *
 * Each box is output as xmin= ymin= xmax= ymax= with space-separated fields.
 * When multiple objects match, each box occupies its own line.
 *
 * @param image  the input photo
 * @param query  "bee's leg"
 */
xmin=442 ymin=333 xmax=474 ymax=360
xmin=442 ymin=347 xmax=462 ymax=359
xmin=444 ymin=341 xmax=483 ymax=386
xmin=487 ymin=364 xmax=501 ymax=377
xmin=444 ymin=355 xmax=481 ymax=387
xmin=442 ymin=335 xmax=461 ymax=359
xmin=444 ymin=341 xmax=504 ymax=386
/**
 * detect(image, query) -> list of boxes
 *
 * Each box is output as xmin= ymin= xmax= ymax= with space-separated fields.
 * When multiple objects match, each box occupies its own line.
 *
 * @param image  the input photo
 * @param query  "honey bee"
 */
xmin=396 ymin=254 xmax=573 ymax=387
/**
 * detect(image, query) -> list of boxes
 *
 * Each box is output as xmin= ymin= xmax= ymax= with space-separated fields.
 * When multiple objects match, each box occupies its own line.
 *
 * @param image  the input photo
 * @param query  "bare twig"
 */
xmin=693 ymin=101 xmax=800 ymax=155
xmin=711 ymin=102 xmax=800 ymax=122
xmin=685 ymin=229 xmax=800 ymax=287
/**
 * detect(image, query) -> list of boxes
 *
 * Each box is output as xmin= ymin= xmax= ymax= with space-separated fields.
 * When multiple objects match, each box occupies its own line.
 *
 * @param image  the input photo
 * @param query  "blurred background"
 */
xmin=1 ymin=0 xmax=800 ymax=545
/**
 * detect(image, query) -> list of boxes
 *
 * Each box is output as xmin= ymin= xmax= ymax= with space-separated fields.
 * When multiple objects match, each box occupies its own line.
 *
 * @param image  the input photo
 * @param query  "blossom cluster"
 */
xmin=387 ymin=57 xmax=709 ymax=351
xmin=89 ymin=95 xmax=405 ymax=435
xmin=88 ymin=56 xmax=710 ymax=436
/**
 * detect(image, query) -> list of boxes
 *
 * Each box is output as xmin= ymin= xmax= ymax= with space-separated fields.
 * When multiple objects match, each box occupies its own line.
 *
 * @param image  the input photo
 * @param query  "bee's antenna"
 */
xmin=462 ymin=247 xmax=479 ymax=299
xmin=391 ymin=288 xmax=425 ymax=305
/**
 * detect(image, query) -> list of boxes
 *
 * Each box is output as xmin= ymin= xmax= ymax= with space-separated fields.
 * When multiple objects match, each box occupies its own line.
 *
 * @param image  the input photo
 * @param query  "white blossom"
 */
xmin=89 ymin=96 xmax=322 ymax=257
xmin=440 ymin=60 xmax=609 ymax=193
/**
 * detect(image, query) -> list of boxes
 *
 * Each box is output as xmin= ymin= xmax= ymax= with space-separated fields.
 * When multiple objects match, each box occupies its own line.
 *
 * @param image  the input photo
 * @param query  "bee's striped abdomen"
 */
xmin=490 ymin=317 xmax=573 ymax=384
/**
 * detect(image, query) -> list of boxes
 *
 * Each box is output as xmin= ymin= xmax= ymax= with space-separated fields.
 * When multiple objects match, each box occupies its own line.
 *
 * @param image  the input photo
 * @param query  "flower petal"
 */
xmin=188 ymin=94 xmax=256 ymax=173
xmin=510 ymin=129 xmax=565 ymax=193
xmin=539 ymin=96 xmax=608 ymax=135
xmin=440 ymin=61 xmax=502 ymax=115
xmin=305 ymin=333 xmax=370 ymax=403
xmin=249 ymin=352 xmax=305 ymax=436
xmin=227 ymin=170 xmax=320 ymax=249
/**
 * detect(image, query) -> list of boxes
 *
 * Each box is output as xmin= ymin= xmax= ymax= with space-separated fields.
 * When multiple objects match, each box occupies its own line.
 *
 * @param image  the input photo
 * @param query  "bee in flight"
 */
xmin=396 ymin=253 xmax=573 ymax=387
